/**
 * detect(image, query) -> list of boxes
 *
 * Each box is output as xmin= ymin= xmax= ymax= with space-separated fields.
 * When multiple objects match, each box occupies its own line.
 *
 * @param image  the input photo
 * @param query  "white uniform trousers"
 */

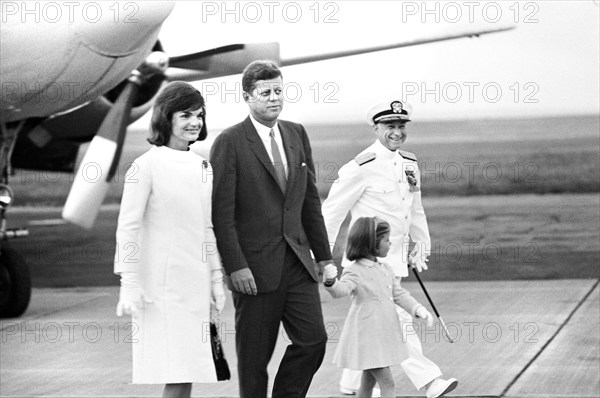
xmin=339 ymin=306 xmax=442 ymax=391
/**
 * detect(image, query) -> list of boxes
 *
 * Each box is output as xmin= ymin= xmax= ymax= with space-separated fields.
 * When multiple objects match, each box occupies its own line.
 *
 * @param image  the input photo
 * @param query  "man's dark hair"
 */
xmin=242 ymin=60 xmax=282 ymax=94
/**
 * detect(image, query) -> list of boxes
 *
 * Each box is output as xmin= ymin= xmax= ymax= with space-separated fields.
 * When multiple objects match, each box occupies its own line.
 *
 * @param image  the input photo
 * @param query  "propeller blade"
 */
xmin=62 ymin=77 xmax=140 ymax=229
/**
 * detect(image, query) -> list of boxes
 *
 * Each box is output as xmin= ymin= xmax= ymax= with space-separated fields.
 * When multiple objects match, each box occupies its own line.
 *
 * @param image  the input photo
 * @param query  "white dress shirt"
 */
xmin=249 ymin=115 xmax=288 ymax=178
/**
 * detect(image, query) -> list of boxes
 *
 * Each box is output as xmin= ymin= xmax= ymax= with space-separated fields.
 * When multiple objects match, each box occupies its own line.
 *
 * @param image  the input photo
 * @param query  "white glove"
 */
xmin=323 ymin=264 xmax=338 ymax=281
xmin=116 ymin=272 xmax=143 ymax=316
xmin=211 ymin=269 xmax=226 ymax=313
xmin=415 ymin=306 xmax=434 ymax=328
xmin=409 ymin=245 xmax=429 ymax=272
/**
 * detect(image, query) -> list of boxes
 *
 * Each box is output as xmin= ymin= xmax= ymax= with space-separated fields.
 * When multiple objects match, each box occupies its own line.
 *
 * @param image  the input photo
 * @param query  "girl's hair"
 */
xmin=346 ymin=217 xmax=391 ymax=261
xmin=148 ymin=81 xmax=207 ymax=146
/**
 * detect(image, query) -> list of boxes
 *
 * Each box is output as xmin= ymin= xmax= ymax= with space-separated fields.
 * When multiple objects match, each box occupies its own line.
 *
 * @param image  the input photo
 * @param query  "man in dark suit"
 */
xmin=210 ymin=60 xmax=334 ymax=398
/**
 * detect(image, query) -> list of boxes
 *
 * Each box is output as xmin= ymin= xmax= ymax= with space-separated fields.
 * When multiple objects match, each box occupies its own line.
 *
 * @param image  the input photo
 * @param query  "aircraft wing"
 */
xmin=280 ymin=26 xmax=514 ymax=66
xmin=164 ymin=26 xmax=514 ymax=82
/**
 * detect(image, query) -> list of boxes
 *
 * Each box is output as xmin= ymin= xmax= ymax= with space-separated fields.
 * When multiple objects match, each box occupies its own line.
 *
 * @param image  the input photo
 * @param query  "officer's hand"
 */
xmin=230 ymin=268 xmax=257 ymax=295
xmin=415 ymin=306 xmax=434 ymax=328
xmin=409 ymin=246 xmax=429 ymax=272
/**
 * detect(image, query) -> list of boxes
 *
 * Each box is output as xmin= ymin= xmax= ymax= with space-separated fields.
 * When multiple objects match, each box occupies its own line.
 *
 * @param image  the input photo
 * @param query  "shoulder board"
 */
xmin=354 ymin=152 xmax=376 ymax=166
xmin=398 ymin=150 xmax=417 ymax=161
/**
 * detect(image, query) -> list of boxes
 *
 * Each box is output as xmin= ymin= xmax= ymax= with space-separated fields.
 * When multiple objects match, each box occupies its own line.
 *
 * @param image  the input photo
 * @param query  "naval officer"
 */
xmin=322 ymin=100 xmax=458 ymax=398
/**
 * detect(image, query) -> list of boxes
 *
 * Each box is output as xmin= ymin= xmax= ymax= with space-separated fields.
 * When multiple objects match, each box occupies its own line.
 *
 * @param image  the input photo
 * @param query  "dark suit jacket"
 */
xmin=210 ymin=117 xmax=331 ymax=293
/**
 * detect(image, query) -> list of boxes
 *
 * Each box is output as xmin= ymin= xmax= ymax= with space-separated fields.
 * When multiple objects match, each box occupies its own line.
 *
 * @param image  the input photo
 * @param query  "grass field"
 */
xmin=9 ymin=115 xmax=600 ymax=206
xmin=10 ymin=193 xmax=599 ymax=287
xmin=309 ymin=115 xmax=600 ymax=198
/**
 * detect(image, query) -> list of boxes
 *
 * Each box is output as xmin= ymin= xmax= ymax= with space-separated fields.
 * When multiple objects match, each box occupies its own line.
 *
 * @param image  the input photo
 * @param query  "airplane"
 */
xmin=0 ymin=2 xmax=513 ymax=318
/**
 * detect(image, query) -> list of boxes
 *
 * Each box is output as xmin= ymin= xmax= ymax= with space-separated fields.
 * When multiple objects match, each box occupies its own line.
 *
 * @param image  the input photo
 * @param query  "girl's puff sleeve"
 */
xmin=325 ymin=266 xmax=360 ymax=298
xmin=114 ymin=157 xmax=151 ymax=274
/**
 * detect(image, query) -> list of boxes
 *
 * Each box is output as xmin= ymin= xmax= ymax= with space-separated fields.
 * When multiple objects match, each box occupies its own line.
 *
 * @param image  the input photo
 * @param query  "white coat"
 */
xmin=322 ymin=140 xmax=430 ymax=277
xmin=114 ymin=145 xmax=221 ymax=384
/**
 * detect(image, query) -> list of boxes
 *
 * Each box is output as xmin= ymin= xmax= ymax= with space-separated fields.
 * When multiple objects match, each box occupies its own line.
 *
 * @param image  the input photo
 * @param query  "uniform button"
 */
xmin=405 ymin=215 xmax=408 ymax=219
xmin=387 ymin=285 xmax=392 ymax=289
xmin=402 ymin=197 xmax=405 ymax=201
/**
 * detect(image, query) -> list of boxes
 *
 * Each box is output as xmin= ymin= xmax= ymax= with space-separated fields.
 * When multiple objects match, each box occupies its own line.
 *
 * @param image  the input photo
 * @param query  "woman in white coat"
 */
xmin=114 ymin=81 xmax=226 ymax=398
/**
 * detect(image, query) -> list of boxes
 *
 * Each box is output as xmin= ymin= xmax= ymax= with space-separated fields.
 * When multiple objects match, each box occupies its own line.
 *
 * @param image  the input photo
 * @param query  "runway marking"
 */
xmin=27 ymin=219 xmax=67 ymax=226
xmin=499 ymin=279 xmax=600 ymax=397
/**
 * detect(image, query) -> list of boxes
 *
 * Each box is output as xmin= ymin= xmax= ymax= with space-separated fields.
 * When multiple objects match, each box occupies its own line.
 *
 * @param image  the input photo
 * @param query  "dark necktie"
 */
xmin=270 ymin=129 xmax=287 ymax=194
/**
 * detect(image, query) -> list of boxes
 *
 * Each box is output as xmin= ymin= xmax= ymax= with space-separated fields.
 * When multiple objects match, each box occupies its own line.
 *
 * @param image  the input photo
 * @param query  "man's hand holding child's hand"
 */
xmin=323 ymin=264 xmax=338 ymax=285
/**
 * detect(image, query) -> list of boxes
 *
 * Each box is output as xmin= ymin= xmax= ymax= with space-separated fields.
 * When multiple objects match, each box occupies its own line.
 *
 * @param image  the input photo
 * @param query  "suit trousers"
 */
xmin=339 ymin=306 xmax=442 ymax=391
xmin=233 ymin=246 xmax=328 ymax=398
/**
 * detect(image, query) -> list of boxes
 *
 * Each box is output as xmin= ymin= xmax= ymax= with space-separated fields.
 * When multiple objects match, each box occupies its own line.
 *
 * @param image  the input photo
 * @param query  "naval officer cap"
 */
xmin=367 ymin=100 xmax=412 ymax=125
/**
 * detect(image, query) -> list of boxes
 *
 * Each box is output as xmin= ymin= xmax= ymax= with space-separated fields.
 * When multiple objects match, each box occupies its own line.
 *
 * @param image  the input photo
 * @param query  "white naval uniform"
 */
xmin=322 ymin=139 xmax=442 ymax=390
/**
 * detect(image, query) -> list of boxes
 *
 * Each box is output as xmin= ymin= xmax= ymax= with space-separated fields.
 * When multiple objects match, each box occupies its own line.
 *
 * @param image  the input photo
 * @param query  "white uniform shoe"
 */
xmin=340 ymin=386 xmax=381 ymax=397
xmin=426 ymin=377 xmax=458 ymax=398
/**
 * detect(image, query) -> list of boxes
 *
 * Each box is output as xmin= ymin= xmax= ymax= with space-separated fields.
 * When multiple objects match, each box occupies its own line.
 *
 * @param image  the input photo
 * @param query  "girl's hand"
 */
xmin=323 ymin=264 xmax=338 ymax=282
xmin=415 ymin=306 xmax=434 ymax=328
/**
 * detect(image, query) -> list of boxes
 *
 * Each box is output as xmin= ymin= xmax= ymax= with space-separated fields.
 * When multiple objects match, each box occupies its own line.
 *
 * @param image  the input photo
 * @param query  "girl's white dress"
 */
xmin=114 ymin=145 xmax=221 ymax=383
xmin=325 ymin=258 xmax=423 ymax=370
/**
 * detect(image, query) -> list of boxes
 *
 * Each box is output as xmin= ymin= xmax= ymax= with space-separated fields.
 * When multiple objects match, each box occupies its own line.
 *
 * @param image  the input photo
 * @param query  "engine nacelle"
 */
xmin=11 ymin=73 xmax=165 ymax=173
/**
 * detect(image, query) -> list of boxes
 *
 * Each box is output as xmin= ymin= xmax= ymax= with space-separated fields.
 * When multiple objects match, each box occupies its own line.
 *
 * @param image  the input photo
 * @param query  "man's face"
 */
xmin=244 ymin=77 xmax=284 ymax=127
xmin=373 ymin=120 xmax=408 ymax=151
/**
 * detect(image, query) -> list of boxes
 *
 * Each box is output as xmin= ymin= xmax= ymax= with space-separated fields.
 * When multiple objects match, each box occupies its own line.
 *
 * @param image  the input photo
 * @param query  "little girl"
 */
xmin=323 ymin=216 xmax=433 ymax=398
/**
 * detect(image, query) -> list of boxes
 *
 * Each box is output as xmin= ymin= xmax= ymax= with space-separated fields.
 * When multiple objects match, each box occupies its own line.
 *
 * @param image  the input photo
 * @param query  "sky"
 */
xmin=133 ymin=1 xmax=599 ymax=128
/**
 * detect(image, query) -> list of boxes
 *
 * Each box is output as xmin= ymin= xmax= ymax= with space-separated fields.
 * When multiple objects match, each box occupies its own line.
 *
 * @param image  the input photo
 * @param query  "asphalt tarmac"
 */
xmin=1 ymin=280 xmax=598 ymax=397
xmin=2 ymin=194 xmax=599 ymax=397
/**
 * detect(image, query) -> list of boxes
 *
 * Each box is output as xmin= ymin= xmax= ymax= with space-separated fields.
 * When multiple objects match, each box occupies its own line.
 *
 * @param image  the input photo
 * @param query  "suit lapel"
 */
xmin=279 ymin=123 xmax=298 ymax=197
xmin=243 ymin=117 xmax=283 ymax=194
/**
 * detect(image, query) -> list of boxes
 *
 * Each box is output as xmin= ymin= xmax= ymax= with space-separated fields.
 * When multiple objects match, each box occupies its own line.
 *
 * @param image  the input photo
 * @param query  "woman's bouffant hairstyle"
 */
xmin=241 ymin=59 xmax=282 ymax=94
xmin=346 ymin=217 xmax=391 ymax=261
xmin=148 ymin=81 xmax=207 ymax=146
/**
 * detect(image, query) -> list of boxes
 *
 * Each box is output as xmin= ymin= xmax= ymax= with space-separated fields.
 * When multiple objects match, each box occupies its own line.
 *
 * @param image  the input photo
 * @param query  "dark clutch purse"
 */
xmin=210 ymin=321 xmax=231 ymax=381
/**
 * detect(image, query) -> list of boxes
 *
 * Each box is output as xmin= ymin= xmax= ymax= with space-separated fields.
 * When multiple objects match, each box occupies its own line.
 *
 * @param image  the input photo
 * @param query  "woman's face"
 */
xmin=376 ymin=233 xmax=392 ymax=258
xmin=168 ymin=107 xmax=204 ymax=150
